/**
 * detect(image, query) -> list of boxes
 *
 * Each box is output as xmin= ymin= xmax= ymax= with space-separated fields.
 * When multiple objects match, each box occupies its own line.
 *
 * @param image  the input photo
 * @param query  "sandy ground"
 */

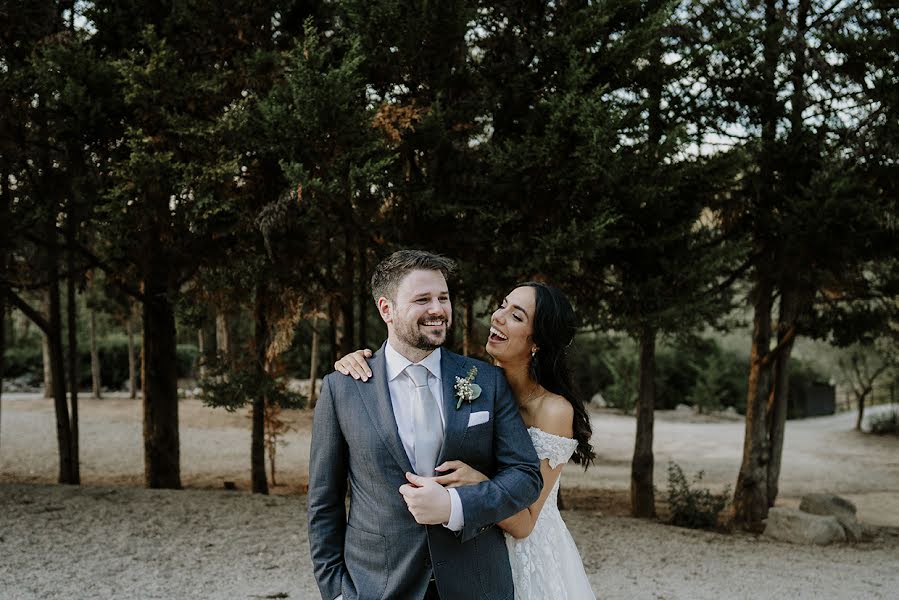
xmin=1 ymin=393 xmax=898 ymax=599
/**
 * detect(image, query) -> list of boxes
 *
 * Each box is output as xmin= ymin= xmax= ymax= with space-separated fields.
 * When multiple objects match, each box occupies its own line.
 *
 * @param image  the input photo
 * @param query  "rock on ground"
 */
xmin=764 ymin=507 xmax=847 ymax=545
xmin=800 ymin=493 xmax=865 ymax=542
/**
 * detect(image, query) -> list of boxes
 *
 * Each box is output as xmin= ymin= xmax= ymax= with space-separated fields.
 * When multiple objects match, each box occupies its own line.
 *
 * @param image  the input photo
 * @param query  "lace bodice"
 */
xmin=505 ymin=428 xmax=595 ymax=599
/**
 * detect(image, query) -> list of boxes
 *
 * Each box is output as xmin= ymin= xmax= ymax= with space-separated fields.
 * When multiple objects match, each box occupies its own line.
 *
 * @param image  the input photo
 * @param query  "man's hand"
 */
xmin=399 ymin=472 xmax=452 ymax=525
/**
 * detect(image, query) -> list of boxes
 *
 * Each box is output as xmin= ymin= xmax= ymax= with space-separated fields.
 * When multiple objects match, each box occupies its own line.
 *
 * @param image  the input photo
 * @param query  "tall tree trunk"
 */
xmin=126 ymin=313 xmax=137 ymax=399
xmin=631 ymin=325 xmax=657 ymax=518
xmin=309 ymin=315 xmax=320 ymax=409
xmin=733 ymin=275 xmax=774 ymax=530
xmin=215 ymin=310 xmax=230 ymax=363
xmin=0 ymin=287 xmax=5 ymax=453
xmin=4 ymin=306 xmax=12 ymax=346
xmin=462 ymin=300 xmax=474 ymax=357
xmin=766 ymin=286 xmax=800 ymax=507
xmin=856 ymin=392 xmax=866 ymax=431
xmin=66 ymin=241 xmax=80 ymax=483
xmin=42 ymin=329 xmax=53 ymax=398
xmin=267 ymin=403 xmax=278 ymax=487
xmin=328 ymin=298 xmax=339 ymax=366
xmin=47 ymin=218 xmax=76 ymax=484
xmin=357 ymin=239 xmax=368 ymax=350
xmin=0 ymin=158 xmax=8 ymax=449
xmin=89 ymin=306 xmax=101 ymax=398
xmin=197 ymin=327 xmax=207 ymax=379
xmin=339 ymin=231 xmax=356 ymax=358
xmin=252 ymin=284 xmax=269 ymax=494
xmin=142 ymin=256 xmax=180 ymax=489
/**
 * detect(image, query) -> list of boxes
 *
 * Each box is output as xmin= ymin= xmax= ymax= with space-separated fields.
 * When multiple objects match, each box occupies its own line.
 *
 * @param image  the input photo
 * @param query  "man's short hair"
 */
xmin=370 ymin=250 xmax=456 ymax=303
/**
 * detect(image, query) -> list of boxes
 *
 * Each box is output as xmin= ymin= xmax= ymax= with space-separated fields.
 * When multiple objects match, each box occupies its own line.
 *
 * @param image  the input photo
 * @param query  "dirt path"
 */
xmin=1 ymin=394 xmax=898 ymax=599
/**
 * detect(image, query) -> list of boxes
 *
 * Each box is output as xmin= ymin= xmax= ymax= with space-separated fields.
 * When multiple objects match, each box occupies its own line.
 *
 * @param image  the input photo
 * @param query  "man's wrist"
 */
xmin=444 ymin=487 xmax=464 ymax=531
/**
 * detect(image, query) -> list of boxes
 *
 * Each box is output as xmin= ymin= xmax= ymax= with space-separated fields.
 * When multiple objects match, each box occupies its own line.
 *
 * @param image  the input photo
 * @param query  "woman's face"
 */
xmin=486 ymin=286 xmax=537 ymax=365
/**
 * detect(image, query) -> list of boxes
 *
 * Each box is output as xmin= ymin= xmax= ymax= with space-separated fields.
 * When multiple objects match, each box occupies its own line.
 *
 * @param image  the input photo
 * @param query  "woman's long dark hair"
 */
xmin=522 ymin=282 xmax=595 ymax=468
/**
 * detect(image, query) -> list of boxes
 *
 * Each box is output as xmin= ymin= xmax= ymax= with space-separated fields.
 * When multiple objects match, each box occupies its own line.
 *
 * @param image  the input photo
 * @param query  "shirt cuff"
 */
xmin=334 ymin=596 xmax=343 ymax=600
xmin=444 ymin=487 xmax=464 ymax=531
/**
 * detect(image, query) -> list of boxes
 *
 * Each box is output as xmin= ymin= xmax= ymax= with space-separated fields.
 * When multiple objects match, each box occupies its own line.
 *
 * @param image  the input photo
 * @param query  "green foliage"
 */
xmin=2 ymin=346 xmax=43 ymax=383
xmin=198 ymin=360 xmax=305 ymax=413
xmin=687 ymin=345 xmax=749 ymax=414
xmin=665 ymin=462 xmax=731 ymax=530
xmin=2 ymin=337 xmax=198 ymax=391
xmin=175 ymin=344 xmax=199 ymax=381
xmin=867 ymin=410 xmax=899 ymax=436
xmin=655 ymin=339 xmax=718 ymax=411
xmin=601 ymin=347 xmax=639 ymax=413
xmin=567 ymin=333 xmax=615 ymax=405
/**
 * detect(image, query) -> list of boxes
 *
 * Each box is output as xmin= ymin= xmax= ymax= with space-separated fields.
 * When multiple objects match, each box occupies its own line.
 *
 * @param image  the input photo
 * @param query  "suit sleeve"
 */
xmin=455 ymin=367 xmax=542 ymax=543
xmin=307 ymin=375 xmax=349 ymax=599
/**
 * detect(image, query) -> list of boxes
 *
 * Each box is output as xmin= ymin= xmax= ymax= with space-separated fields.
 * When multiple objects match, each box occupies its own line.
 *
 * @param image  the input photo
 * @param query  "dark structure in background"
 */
xmin=790 ymin=381 xmax=836 ymax=419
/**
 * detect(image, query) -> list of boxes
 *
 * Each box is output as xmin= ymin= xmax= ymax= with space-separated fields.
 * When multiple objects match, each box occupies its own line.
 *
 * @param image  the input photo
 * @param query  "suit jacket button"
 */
xmin=425 ymin=557 xmax=432 ymax=568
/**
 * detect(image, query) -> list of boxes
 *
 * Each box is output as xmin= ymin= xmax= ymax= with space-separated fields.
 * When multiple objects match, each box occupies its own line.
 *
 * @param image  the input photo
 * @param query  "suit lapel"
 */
xmin=354 ymin=344 xmax=414 ymax=473
xmin=437 ymin=350 xmax=471 ymax=466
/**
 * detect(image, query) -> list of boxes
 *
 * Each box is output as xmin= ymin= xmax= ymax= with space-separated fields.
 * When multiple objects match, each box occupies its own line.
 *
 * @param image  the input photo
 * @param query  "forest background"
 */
xmin=1 ymin=0 xmax=896 ymax=532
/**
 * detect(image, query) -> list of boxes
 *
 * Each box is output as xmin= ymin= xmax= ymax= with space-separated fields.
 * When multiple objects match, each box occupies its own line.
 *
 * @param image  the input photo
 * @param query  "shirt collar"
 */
xmin=385 ymin=342 xmax=442 ymax=382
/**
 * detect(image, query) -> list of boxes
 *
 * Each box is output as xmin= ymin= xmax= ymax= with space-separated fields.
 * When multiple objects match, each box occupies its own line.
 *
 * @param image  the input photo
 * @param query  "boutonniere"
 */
xmin=454 ymin=366 xmax=481 ymax=410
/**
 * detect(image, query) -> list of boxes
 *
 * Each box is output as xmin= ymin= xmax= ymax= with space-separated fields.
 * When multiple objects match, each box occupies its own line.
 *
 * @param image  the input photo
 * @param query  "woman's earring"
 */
xmin=531 ymin=348 xmax=537 ymax=358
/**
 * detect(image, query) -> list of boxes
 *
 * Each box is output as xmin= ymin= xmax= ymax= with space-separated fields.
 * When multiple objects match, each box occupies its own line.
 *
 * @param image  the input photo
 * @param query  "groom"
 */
xmin=308 ymin=250 xmax=542 ymax=600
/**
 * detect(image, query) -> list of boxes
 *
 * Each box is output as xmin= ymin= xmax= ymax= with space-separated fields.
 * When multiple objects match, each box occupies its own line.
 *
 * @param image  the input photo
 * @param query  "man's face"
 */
xmin=381 ymin=269 xmax=452 ymax=352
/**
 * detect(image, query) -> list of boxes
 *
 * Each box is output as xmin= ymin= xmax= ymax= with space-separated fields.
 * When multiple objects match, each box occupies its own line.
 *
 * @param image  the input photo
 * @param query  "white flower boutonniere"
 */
xmin=454 ymin=366 xmax=482 ymax=410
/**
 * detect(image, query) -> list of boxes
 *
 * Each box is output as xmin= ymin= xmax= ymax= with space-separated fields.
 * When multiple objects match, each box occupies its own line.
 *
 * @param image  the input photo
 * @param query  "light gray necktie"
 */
xmin=406 ymin=364 xmax=444 ymax=477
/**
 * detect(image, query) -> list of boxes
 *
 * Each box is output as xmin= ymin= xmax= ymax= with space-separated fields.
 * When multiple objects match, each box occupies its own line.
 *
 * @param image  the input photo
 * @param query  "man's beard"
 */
xmin=396 ymin=318 xmax=448 ymax=351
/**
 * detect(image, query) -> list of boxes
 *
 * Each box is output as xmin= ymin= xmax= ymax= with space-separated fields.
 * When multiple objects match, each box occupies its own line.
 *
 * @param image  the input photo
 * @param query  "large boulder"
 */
xmin=799 ymin=494 xmax=864 ymax=542
xmin=764 ymin=507 xmax=847 ymax=545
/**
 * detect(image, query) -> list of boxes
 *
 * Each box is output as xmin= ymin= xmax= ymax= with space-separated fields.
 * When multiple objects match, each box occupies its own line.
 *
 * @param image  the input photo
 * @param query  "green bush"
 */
xmin=3 ymin=345 xmax=44 ymax=382
xmin=176 ymin=344 xmax=199 ymax=379
xmin=199 ymin=360 xmax=306 ymax=411
xmin=567 ymin=333 xmax=615 ymax=404
xmin=868 ymin=410 xmax=899 ymax=435
xmin=665 ymin=462 xmax=730 ymax=530
xmin=3 ymin=338 xmax=198 ymax=391
xmin=654 ymin=338 xmax=718 ymax=410
xmin=687 ymin=347 xmax=748 ymax=414
xmin=600 ymin=346 xmax=639 ymax=412
xmin=582 ymin=335 xmax=749 ymax=413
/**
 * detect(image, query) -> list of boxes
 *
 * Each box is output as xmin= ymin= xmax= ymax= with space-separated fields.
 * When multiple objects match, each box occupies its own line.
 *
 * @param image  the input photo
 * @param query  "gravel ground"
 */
xmin=1 ymin=393 xmax=898 ymax=599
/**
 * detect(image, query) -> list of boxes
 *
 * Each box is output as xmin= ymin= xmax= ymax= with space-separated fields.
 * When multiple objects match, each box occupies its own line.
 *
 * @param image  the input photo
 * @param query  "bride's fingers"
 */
xmin=334 ymin=360 xmax=364 ymax=380
xmin=433 ymin=473 xmax=458 ymax=486
xmin=347 ymin=353 xmax=372 ymax=380
xmin=435 ymin=461 xmax=461 ymax=472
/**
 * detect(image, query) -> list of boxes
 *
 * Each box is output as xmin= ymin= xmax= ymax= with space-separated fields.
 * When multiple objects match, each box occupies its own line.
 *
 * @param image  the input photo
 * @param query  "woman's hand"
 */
xmin=433 ymin=460 xmax=488 ymax=488
xmin=334 ymin=349 xmax=374 ymax=381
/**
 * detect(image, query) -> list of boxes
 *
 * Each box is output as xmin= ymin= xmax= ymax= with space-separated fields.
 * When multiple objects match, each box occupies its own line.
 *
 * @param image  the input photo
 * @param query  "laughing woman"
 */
xmin=336 ymin=282 xmax=596 ymax=599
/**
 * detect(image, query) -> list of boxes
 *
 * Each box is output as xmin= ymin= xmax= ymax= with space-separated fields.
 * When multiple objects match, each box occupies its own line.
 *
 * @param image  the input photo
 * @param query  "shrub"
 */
xmin=3 ymin=345 xmax=44 ymax=381
xmin=3 ymin=338 xmax=198 ymax=391
xmin=868 ymin=410 xmax=899 ymax=435
xmin=176 ymin=344 xmax=199 ymax=379
xmin=687 ymin=348 xmax=748 ymax=414
xmin=600 ymin=349 xmax=638 ymax=412
xmin=654 ymin=338 xmax=717 ymax=410
xmin=567 ymin=333 xmax=615 ymax=403
xmin=665 ymin=462 xmax=730 ymax=530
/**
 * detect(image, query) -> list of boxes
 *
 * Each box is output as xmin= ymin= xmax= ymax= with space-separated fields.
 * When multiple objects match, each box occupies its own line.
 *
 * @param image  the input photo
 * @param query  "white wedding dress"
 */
xmin=505 ymin=427 xmax=596 ymax=600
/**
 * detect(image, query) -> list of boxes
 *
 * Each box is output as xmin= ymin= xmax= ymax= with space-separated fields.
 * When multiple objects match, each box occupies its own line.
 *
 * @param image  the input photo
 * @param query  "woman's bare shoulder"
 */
xmin=533 ymin=393 xmax=574 ymax=439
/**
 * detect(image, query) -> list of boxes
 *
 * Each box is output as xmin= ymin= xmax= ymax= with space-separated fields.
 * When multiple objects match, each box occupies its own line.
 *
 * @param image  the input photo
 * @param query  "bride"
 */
xmin=336 ymin=282 xmax=596 ymax=599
